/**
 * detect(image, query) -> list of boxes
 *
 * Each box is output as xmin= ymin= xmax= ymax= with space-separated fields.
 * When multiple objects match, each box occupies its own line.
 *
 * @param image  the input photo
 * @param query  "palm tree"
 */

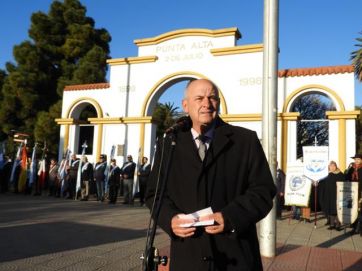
xmin=351 ymin=31 xmax=362 ymax=81
xmin=152 ymin=102 xmax=180 ymax=137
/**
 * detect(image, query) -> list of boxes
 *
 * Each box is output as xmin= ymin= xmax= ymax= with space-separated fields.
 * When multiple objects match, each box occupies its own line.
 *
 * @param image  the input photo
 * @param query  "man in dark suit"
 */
xmin=146 ymin=79 xmax=276 ymax=271
xmin=137 ymin=156 xmax=151 ymax=206
xmin=121 ymin=155 xmax=136 ymax=205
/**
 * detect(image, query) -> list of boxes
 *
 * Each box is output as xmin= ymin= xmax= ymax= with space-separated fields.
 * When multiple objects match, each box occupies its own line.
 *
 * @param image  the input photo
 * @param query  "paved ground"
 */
xmin=0 ymin=193 xmax=361 ymax=271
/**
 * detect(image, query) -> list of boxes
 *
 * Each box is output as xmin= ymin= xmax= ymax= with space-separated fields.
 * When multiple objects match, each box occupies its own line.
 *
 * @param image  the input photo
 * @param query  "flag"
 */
xmin=29 ymin=144 xmax=37 ymax=187
xmin=105 ymin=145 xmax=116 ymax=194
xmin=75 ymin=142 xmax=87 ymax=198
xmin=37 ymin=157 xmax=47 ymax=190
xmin=17 ymin=145 xmax=28 ymax=193
xmin=0 ymin=141 xmax=5 ymax=170
xmin=10 ymin=143 xmax=22 ymax=183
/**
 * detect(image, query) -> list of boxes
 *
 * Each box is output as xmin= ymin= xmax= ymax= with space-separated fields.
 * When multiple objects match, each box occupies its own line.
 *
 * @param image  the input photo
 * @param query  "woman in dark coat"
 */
xmin=318 ymin=161 xmax=344 ymax=230
xmin=345 ymin=154 xmax=362 ymax=235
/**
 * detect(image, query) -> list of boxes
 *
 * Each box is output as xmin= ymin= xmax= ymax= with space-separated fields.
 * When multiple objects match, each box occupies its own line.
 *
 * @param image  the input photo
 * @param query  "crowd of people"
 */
xmin=276 ymin=156 xmax=362 ymax=235
xmin=0 ymin=151 xmax=151 ymax=206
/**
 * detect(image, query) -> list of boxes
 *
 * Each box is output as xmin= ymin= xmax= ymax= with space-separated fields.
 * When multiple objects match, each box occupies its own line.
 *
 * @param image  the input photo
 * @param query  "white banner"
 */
xmin=303 ymin=146 xmax=329 ymax=181
xmin=284 ymin=164 xmax=312 ymax=207
xmin=336 ymin=182 xmax=359 ymax=225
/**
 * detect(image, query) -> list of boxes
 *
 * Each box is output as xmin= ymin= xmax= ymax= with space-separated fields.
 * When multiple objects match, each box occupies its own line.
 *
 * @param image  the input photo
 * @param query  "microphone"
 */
xmin=165 ymin=116 xmax=192 ymax=135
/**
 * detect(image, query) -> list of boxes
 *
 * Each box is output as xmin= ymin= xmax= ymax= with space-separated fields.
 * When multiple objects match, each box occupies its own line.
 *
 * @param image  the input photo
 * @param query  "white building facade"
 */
xmin=56 ymin=27 xmax=359 ymax=172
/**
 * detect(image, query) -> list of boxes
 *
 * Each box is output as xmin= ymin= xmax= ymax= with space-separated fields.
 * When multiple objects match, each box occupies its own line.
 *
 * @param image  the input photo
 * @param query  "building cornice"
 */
xmin=211 ymin=44 xmax=263 ymax=56
xmin=326 ymin=110 xmax=360 ymax=120
xmin=88 ymin=116 xmax=153 ymax=124
xmin=106 ymin=56 xmax=158 ymax=66
xmin=134 ymin=27 xmax=241 ymax=46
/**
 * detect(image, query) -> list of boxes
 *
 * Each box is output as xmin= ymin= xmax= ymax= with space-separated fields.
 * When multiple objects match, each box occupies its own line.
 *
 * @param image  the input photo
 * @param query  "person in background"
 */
xmin=146 ymin=79 xmax=276 ymax=271
xmin=67 ymin=154 xmax=79 ymax=199
xmin=94 ymin=154 xmax=107 ymax=202
xmin=48 ymin=158 xmax=59 ymax=197
xmin=80 ymin=156 xmax=93 ymax=201
xmin=108 ymin=159 xmax=121 ymax=204
xmin=319 ymin=161 xmax=344 ymax=230
xmin=121 ymin=155 xmax=136 ymax=205
xmin=137 ymin=156 xmax=151 ymax=206
xmin=345 ymin=154 xmax=362 ymax=235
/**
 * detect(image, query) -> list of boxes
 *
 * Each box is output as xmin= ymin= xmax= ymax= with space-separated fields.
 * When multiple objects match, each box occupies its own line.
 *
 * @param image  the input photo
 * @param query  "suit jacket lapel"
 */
xmin=204 ymin=119 xmax=233 ymax=168
xmin=176 ymin=130 xmax=202 ymax=170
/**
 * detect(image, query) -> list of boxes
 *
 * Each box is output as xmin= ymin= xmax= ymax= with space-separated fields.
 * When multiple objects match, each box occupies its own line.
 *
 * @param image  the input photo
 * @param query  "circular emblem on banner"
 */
xmin=306 ymin=159 xmax=326 ymax=173
xmin=289 ymin=175 xmax=305 ymax=191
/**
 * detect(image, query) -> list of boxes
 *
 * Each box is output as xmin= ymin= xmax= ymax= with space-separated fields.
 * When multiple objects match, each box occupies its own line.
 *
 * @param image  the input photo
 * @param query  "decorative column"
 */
xmin=54 ymin=118 xmax=74 ymax=156
xmin=326 ymin=110 xmax=360 ymax=171
xmin=280 ymin=112 xmax=300 ymax=172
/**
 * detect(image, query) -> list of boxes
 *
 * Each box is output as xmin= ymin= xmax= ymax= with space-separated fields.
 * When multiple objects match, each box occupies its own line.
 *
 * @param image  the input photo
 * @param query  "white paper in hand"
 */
xmin=179 ymin=207 xmax=214 ymax=228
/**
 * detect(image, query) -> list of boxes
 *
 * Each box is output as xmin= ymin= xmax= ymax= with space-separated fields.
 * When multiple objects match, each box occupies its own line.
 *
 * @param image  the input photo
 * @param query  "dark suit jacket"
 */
xmin=138 ymin=163 xmax=151 ymax=183
xmin=146 ymin=117 xmax=276 ymax=271
xmin=121 ymin=161 xmax=136 ymax=179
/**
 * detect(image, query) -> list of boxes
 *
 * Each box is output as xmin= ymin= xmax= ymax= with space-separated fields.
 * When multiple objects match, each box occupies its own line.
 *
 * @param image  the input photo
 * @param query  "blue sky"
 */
xmin=1 ymin=0 xmax=362 ymax=107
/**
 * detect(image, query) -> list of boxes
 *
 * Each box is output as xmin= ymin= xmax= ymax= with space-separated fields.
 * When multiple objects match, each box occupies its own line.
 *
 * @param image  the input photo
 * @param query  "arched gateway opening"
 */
xmin=140 ymin=72 xmax=228 ymax=159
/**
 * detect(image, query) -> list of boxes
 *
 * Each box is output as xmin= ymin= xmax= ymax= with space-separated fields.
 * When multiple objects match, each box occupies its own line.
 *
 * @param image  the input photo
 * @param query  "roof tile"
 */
xmin=64 ymin=82 xmax=110 ymax=91
xmin=278 ymin=65 xmax=354 ymax=78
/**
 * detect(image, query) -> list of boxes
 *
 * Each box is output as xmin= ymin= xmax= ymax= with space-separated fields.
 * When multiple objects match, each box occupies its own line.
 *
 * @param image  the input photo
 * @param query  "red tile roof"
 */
xmin=278 ymin=65 xmax=354 ymax=78
xmin=64 ymin=82 xmax=110 ymax=91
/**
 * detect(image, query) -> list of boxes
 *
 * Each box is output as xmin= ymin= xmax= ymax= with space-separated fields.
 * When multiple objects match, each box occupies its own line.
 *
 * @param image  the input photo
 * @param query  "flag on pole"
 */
xmin=29 ymin=143 xmax=38 ymax=187
xmin=0 ymin=141 xmax=5 ymax=170
xmin=37 ymin=159 xmax=46 ymax=190
xmin=75 ymin=142 xmax=87 ymax=199
xmin=18 ymin=143 xmax=28 ymax=193
xmin=37 ymin=142 xmax=48 ymax=191
xmin=133 ymin=147 xmax=142 ymax=197
xmin=10 ymin=143 xmax=23 ymax=183
xmin=105 ymin=145 xmax=116 ymax=194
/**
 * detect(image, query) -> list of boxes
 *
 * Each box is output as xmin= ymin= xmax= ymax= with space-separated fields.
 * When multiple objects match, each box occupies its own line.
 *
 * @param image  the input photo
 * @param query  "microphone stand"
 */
xmin=141 ymin=133 xmax=177 ymax=271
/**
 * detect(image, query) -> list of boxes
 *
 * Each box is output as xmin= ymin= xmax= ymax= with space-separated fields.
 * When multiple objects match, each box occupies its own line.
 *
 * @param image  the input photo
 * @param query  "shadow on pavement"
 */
xmin=316 ymin=231 xmax=352 ymax=248
xmin=0 ymin=221 xmax=146 ymax=262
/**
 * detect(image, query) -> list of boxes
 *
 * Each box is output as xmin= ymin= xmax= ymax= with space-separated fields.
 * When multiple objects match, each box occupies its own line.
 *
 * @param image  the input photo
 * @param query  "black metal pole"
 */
xmin=142 ymin=134 xmax=176 ymax=271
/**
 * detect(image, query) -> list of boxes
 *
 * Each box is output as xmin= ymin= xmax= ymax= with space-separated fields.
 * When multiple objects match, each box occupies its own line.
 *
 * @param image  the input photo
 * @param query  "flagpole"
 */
xmin=75 ymin=141 xmax=88 ymax=200
xmin=314 ymin=136 xmax=318 ymax=228
xmin=260 ymin=0 xmax=279 ymax=258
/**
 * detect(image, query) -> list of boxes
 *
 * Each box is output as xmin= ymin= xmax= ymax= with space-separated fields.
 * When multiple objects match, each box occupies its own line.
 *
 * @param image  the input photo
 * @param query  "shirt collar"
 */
xmin=191 ymin=125 xmax=215 ymax=142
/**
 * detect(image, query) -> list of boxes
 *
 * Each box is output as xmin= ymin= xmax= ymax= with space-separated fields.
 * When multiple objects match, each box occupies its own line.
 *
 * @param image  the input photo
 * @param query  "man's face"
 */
xmin=355 ymin=158 xmax=362 ymax=165
xmin=182 ymin=79 xmax=220 ymax=133
xmin=127 ymin=156 xmax=132 ymax=162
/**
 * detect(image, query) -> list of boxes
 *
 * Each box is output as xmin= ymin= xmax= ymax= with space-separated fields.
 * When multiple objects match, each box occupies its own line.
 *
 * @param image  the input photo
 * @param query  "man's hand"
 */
xmin=171 ymin=214 xmax=196 ymax=238
xmin=204 ymin=212 xmax=225 ymax=234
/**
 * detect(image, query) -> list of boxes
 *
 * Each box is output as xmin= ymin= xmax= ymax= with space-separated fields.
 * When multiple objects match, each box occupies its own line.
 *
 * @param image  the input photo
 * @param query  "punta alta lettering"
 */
xmin=156 ymin=41 xmax=213 ymax=53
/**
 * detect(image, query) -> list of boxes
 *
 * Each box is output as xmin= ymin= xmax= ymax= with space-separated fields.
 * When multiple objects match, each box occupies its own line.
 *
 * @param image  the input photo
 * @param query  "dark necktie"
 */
xmin=198 ymin=135 xmax=207 ymax=161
